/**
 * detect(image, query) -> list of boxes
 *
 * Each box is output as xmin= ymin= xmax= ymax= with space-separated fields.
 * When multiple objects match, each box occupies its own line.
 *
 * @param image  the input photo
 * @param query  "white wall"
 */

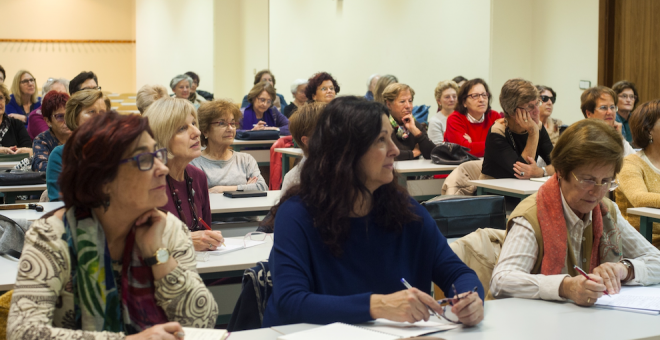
xmin=268 ymin=0 xmax=492 ymax=109
xmin=136 ymin=0 xmax=215 ymax=94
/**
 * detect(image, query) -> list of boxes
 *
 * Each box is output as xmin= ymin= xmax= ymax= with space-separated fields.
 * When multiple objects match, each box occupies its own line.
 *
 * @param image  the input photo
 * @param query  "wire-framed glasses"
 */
xmin=244 ymin=232 xmax=273 ymax=247
xmin=435 ymin=284 xmax=478 ymax=324
xmin=119 ymin=148 xmax=168 ymax=171
xmin=571 ymin=172 xmax=619 ymax=192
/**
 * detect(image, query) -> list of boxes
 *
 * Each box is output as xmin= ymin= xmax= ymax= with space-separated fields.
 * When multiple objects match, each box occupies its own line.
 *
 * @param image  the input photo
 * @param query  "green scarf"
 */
xmin=389 ymin=114 xmax=414 ymax=140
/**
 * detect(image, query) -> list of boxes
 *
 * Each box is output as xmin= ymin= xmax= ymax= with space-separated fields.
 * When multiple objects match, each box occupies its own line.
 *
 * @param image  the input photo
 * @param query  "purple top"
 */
xmin=161 ymin=164 xmax=212 ymax=231
xmin=27 ymin=108 xmax=49 ymax=140
xmin=239 ymin=105 xmax=290 ymax=135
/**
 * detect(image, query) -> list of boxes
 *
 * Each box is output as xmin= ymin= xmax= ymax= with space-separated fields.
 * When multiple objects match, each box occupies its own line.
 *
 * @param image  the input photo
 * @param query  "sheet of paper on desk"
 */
xmin=206 ymin=237 xmax=265 ymax=256
xmin=360 ymin=318 xmax=458 ymax=337
xmin=595 ymin=286 xmax=660 ymax=314
xmin=182 ymin=327 xmax=228 ymax=340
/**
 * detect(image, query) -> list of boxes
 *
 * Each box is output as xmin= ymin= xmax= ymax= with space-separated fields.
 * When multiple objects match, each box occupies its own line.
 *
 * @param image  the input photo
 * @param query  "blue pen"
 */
xmin=400 ymin=278 xmax=439 ymax=317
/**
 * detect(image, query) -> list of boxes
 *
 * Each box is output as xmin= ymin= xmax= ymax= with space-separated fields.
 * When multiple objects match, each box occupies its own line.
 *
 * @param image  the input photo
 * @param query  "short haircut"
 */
xmin=499 ymin=78 xmax=539 ymax=117
xmin=580 ymin=86 xmax=617 ymax=117
xmin=59 ymin=111 xmax=153 ymax=209
xmin=143 ymin=97 xmax=198 ymax=158
xmin=42 ymin=78 xmax=70 ymax=96
xmin=69 ymin=71 xmax=98 ymax=95
xmin=452 ymin=76 xmax=467 ymax=84
xmin=198 ymin=99 xmax=242 ymax=147
xmin=535 ymin=84 xmax=556 ymax=100
xmin=290 ymin=79 xmax=308 ymax=94
xmin=41 ymin=91 xmax=70 ymax=121
xmin=305 ymin=72 xmax=340 ymax=101
xmin=136 ymin=84 xmax=168 ymax=114
xmin=551 ymin=119 xmax=623 ymax=179
xmin=373 ymin=74 xmax=398 ymax=103
xmin=170 ymin=74 xmax=192 ymax=90
xmin=630 ymin=99 xmax=660 ymax=149
xmin=0 ymin=65 xmax=5 ymax=81
xmin=455 ymin=78 xmax=492 ymax=115
xmin=64 ymin=90 xmax=110 ymax=131
xmin=612 ymin=80 xmax=639 ymax=111
xmin=289 ymin=102 xmax=326 ymax=155
xmin=0 ymin=84 xmax=10 ymax=105
xmin=185 ymin=71 xmax=200 ymax=85
xmin=247 ymin=82 xmax=276 ymax=105
xmin=382 ymin=83 xmax=416 ymax=103
xmin=434 ymin=80 xmax=459 ymax=102
xmin=10 ymin=70 xmax=39 ymax=105
xmin=254 ymin=69 xmax=275 ymax=86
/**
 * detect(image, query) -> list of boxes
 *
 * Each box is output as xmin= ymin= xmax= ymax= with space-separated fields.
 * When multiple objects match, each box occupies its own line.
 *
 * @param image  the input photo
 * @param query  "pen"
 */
xmin=437 ymin=285 xmax=479 ymax=306
xmin=199 ymin=217 xmax=226 ymax=247
xmin=573 ymin=265 xmax=610 ymax=296
xmin=400 ymin=278 xmax=439 ymax=317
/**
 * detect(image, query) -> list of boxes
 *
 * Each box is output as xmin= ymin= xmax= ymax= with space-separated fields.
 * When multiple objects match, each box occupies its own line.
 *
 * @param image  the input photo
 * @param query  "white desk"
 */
xmin=469 ymin=179 xmax=543 ymax=199
xmin=210 ymin=190 xmax=281 ymax=219
xmin=0 ymin=202 xmax=64 ymax=222
xmin=231 ymin=139 xmax=278 ymax=149
xmin=197 ymin=236 xmax=272 ymax=277
xmin=627 ymin=207 xmax=660 ymax=243
xmin=0 ymin=184 xmax=47 ymax=203
xmin=0 ymin=255 xmax=19 ymax=290
xmin=0 ymin=161 xmax=19 ymax=170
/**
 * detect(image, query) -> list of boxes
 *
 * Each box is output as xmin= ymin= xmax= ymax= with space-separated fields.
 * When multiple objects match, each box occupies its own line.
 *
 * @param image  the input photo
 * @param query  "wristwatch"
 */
xmin=620 ymin=259 xmax=634 ymax=282
xmin=144 ymin=248 xmax=170 ymax=266
xmin=542 ymin=166 xmax=547 ymax=177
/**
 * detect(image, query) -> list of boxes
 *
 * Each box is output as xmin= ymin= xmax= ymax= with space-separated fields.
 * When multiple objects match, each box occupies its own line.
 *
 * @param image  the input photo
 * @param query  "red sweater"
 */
xmin=444 ymin=110 xmax=501 ymax=157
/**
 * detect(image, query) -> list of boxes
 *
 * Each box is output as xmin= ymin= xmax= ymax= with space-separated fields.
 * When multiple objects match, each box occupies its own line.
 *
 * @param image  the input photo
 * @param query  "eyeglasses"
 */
xmin=20 ymin=79 xmax=35 ymax=85
xmin=540 ymin=95 xmax=556 ymax=104
xmin=618 ymin=94 xmax=637 ymax=101
xmin=211 ymin=121 xmax=237 ymax=129
xmin=443 ymin=94 xmax=458 ymax=100
xmin=517 ymin=100 xmax=542 ymax=113
xmin=467 ymin=92 xmax=489 ymax=100
xmin=119 ymin=148 xmax=168 ymax=171
xmin=596 ymin=105 xmax=618 ymax=113
xmin=244 ymin=232 xmax=273 ymax=247
xmin=80 ymin=86 xmax=101 ymax=91
xmin=52 ymin=113 xmax=65 ymax=122
xmin=435 ymin=284 xmax=479 ymax=324
xmin=257 ymin=97 xmax=273 ymax=105
xmin=571 ymin=172 xmax=619 ymax=192
xmin=320 ymin=86 xmax=335 ymax=93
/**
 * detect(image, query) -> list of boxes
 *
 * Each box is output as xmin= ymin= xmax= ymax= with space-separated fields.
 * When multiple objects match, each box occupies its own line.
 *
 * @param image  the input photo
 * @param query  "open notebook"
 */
xmin=594 ymin=286 xmax=660 ymax=314
xmin=204 ymin=237 xmax=265 ymax=256
xmin=277 ymin=319 xmax=458 ymax=340
xmin=181 ymin=327 xmax=228 ymax=340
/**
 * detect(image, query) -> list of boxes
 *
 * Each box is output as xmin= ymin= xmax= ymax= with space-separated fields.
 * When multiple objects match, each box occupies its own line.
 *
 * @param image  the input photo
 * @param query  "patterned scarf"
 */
xmin=0 ymin=114 xmax=10 ymax=142
xmin=389 ymin=114 xmax=413 ymax=140
xmin=63 ymin=207 xmax=168 ymax=335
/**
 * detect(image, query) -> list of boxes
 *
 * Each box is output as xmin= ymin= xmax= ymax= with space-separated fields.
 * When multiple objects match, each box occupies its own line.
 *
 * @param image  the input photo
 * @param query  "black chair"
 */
xmin=227 ymin=261 xmax=272 ymax=332
xmin=422 ymin=195 xmax=506 ymax=238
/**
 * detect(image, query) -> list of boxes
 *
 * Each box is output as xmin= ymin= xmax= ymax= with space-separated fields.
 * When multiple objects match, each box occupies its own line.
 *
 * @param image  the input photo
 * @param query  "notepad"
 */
xmin=277 ymin=319 xmax=458 ymax=340
xmin=594 ymin=286 xmax=660 ymax=314
xmin=205 ymin=237 xmax=265 ymax=256
xmin=182 ymin=327 xmax=228 ymax=340
xmin=530 ymin=176 xmax=551 ymax=183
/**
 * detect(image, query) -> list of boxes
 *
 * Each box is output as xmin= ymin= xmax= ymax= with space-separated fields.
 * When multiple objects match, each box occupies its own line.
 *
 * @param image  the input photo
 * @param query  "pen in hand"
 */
xmin=199 ymin=217 xmax=226 ymax=247
xmin=573 ymin=265 xmax=610 ymax=296
xmin=400 ymin=278 xmax=439 ymax=318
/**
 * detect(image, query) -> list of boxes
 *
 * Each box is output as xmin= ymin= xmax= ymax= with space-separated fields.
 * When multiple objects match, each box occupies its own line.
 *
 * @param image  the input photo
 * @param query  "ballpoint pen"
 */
xmin=573 ymin=265 xmax=610 ymax=296
xmin=199 ymin=217 xmax=226 ymax=247
xmin=401 ymin=278 xmax=439 ymax=317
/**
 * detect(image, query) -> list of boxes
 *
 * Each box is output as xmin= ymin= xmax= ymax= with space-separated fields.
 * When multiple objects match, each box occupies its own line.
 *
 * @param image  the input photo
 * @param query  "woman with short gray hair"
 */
xmin=28 ymin=77 xmax=70 ymax=139
xmin=170 ymin=74 xmax=205 ymax=109
xmin=481 ymin=78 xmax=554 ymax=179
xmin=283 ymin=79 xmax=308 ymax=118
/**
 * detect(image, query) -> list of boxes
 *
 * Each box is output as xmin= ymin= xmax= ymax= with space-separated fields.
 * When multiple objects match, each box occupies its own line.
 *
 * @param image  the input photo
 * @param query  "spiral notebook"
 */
xmin=277 ymin=319 xmax=458 ymax=340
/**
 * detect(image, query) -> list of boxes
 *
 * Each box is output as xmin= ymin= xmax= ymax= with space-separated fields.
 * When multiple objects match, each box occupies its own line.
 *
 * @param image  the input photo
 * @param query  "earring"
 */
xmin=103 ymin=197 xmax=110 ymax=209
xmin=650 ymin=136 xmax=653 ymax=144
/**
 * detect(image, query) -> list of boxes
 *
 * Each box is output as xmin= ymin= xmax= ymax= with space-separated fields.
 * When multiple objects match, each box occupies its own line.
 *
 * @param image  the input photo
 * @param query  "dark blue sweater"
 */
xmin=6 ymin=94 xmax=41 ymax=126
xmin=262 ymin=196 xmax=483 ymax=327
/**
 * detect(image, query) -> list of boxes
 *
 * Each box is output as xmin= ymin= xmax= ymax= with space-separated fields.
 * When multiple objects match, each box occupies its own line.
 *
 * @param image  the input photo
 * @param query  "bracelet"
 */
xmin=620 ymin=260 xmax=634 ymax=282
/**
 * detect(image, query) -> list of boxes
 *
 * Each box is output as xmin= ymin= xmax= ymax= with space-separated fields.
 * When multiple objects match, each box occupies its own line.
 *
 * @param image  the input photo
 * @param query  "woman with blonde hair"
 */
xmin=144 ymin=97 xmax=224 ymax=252
xmin=428 ymin=80 xmax=459 ymax=144
xmin=136 ymin=84 xmax=168 ymax=113
xmin=383 ymin=83 xmax=435 ymax=160
xmin=6 ymin=69 xmax=40 ymax=124
xmin=373 ymin=74 xmax=398 ymax=103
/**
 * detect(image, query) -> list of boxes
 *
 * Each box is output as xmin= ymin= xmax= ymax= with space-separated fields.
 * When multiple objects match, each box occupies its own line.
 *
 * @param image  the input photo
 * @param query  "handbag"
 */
xmin=235 ymin=130 xmax=280 ymax=140
xmin=422 ymin=195 xmax=506 ymax=238
xmin=430 ymin=142 xmax=479 ymax=165
xmin=0 ymin=170 xmax=46 ymax=186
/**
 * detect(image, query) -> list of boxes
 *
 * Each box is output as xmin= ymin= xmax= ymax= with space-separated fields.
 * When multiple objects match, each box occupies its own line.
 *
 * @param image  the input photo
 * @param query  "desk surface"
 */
xmin=627 ymin=207 xmax=660 ymax=219
xmin=394 ymin=158 xmax=457 ymax=174
xmin=0 ymin=161 xmax=18 ymax=169
xmin=196 ymin=236 xmax=272 ymax=274
xmin=232 ymin=139 xmax=278 ymax=146
xmin=0 ymin=255 xmax=19 ymax=290
xmin=469 ymin=179 xmax=543 ymax=195
xmin=209 ymin=190 xmax=281 ymax=214
xmin=274 ymin=147 xmax=303 ymax=156
xmin=0 ymin=202 xmax=64 ymax=221
xmin=0 ymin=184 xmax=47 ymax=193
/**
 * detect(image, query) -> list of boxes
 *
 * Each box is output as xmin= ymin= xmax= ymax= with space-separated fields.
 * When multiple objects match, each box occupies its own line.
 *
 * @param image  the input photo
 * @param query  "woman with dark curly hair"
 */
xmin=262 ymin=96 xmax=484 ymax=327
xmin=305 ymin=72 xmax=340 ymax=103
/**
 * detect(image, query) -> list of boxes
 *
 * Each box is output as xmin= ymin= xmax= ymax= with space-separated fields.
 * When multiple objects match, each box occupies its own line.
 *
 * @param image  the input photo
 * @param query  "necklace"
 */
xmin=504 ymin=119 xmax=528 ymax=152
xmin=166 ymin=170 xmax=201 ymax=231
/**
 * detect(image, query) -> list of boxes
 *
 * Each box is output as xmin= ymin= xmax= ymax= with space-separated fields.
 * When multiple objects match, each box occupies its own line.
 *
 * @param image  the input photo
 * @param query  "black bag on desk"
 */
xmin=430 ymin=142 xmax=479 ymax=165
xmin=0 ymin=170 xmax=46 ymax=186
xmin=235 ymin=130 xmax=280 ymax=140
xmin=422 ymin=195 xmax=506 ymax=238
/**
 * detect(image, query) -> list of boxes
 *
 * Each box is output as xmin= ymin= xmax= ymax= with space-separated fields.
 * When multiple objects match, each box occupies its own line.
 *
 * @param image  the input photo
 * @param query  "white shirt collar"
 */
xmin=466 ymin=112 xmax=486 ymax=124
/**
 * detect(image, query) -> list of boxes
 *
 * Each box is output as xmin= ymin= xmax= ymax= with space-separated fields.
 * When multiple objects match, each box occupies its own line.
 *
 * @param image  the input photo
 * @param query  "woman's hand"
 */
xmin=592 ymin=262 xmax=628 ymax=294
xmin=450 ymin=291 xmax=484 ymax=326
xmin=412 ymin=145 xmax=422 ymax=158
xmin=191 ymin=230 xmax=225 ymax=251
xmin=463 ymin=133 xmax=472 ymax=143
xmin=559 ymin=275 xmax=606 ymax=306
xmin=613 ymin=121 xmax=623 ymax=134
xmin=134 ymin=209 xmax=168 ymax=258
xmin=370 ymin=288 xmax=442 ymax=323
xmin=251 ymin=121 xmax=267 ymax=131
xmin=513 ymin=156 xmax=543 ymax=179
xmin=209 ymin=185 xmax=238 ymax=194
xmin=16 ymin=147 xmax=32 ymax=156
xmin=126 ymin=322 xmax=184 ymax=340
xmin=401 ymin=114 xmax=421 ymax=137
xmin=515 ymin=108 xmax=540 ymax=134
xmin=0 ymin=146 xmax=18 ymax=155
xmin=8 ymin=114 xmax=26 ymax=123
xmin=247 ymin=176 xmax=258 ymax=184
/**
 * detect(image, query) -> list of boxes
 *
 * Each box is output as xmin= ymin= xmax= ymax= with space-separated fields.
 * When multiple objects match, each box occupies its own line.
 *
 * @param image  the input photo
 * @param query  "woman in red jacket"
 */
xmin=444 ymin=78 xmax=501 ymax=157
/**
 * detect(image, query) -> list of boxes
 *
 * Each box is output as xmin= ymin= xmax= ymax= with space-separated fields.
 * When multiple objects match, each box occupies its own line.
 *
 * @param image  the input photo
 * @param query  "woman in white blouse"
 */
xmin=427 ymin=80 xmax=459 ymax=144
xmin=491 ymin=119 xmax=660 ymax=306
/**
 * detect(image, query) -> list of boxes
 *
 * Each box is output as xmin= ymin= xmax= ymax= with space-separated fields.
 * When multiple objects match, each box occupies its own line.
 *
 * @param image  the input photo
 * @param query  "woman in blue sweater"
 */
xmin=262 ymin=96 xmax=484 ymax=327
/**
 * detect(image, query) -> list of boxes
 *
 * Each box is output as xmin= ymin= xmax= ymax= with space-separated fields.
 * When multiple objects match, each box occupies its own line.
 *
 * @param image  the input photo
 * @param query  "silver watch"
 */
xmin=542 ymin=166 xmax=547 ymax=177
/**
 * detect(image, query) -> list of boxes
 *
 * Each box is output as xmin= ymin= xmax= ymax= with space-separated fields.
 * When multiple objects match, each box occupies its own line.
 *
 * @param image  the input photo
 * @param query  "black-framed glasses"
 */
xmin=80 ymin=86 xmax=101 ymax=91
xmin=571 ymin=172 xmax=619 ymax=192
xmin=20 ymin=79 xmax=35 ymax=85
xmin=467 ymin=92 xmax=489 ymax=100
xmin=541 ymin=95 xmax=556 ymax=104
xmin=52 ymin=113 xmax=65 ymax=122
xmin=119 ymin=148 xmax=167 ymax=171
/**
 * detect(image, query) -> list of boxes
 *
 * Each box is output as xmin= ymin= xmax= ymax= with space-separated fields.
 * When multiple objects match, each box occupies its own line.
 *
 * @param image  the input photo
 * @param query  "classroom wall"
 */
xmin=135 ymin=0 xmax=215 ymax=95
xmin=0 ymin=0 xmax=136 ymax=94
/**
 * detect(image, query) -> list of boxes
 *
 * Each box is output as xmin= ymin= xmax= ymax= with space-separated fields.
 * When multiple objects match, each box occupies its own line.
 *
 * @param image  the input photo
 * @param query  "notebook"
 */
xmin=204 ymin=237 xmax=265 ymax=256
xmin=530 ymin=176 xmax=551 ymax=183
xmin=594 ymin=286 xmax=660 ymax=314
xmin=277 ymin=319 xmax=458 ymax=340
xmin=181 ymin=327 xmax=228 ymax=340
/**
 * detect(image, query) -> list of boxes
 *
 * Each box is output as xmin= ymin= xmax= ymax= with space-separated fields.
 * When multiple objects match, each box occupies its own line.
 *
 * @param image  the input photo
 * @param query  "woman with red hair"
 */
xmin=31 ymin=91 xmax=71 ymax=171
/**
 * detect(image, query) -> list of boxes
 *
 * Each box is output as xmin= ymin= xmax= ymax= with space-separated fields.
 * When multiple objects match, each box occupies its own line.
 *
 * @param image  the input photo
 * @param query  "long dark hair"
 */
xmin=455 ymin=78 xmax=492 ymax=115
xmin=266 ymin=96 xmax=420 ymax=256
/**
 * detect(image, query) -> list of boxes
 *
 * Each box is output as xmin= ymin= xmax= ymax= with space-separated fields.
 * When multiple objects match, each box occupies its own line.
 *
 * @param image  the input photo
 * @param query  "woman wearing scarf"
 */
xmin=490 ymin=119 xmax=660 ymax=306
xmin=382 ymin=83 xmax=435 ymax=161
xmin=8 ymin=111 xmax=218 ymax=339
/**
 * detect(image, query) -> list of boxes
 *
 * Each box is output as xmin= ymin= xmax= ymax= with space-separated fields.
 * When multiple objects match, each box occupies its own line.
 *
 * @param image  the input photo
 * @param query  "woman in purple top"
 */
xmin=144 ymin=97 xmax=224 ymax=252
xmin=239 ymin=82 xmax=290 ymax=135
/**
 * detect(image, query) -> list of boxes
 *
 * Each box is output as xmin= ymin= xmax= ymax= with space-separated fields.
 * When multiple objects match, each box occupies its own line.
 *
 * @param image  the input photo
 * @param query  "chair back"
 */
xmin=423 ymin=194 xmax=506 ymax=238
xmin=441 ymin=159 xmax=483 ymax=195
xmin=227 ymin=261 xmax=272 ymax=332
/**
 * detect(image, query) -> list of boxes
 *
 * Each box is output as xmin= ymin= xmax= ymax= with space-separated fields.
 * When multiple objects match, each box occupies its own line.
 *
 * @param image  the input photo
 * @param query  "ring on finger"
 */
xmin=520 ymin=172 xmax=525 ymax=176
xmin=208 ymin=243 xmax=213 ymax=249
xmin=587 ymin=297 xmax=591 ymax=303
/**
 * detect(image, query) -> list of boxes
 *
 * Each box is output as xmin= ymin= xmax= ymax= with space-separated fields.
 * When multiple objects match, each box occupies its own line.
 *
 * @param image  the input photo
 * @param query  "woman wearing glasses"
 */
xmin=612 ymin=80 xmax=639 ymax=144
xmin=6 ymin=70 xmax=41 ymax=124
xmin=305 ymin=72 xmax=340 ymax=104
xmin=444 ymin=78 xmax=502 ymax=157
xmin=536 ymin=85 xmax=562 ymax=146
xmin=144 ymin=97 xmax=223 ymax=252
xmin=32 ymin=91 xmax=71 ymax=172
xmin=481 ymin=79 xmax=554 ymax=180
xmin=581 ymin=86 xmax=635 ymax=157
xmin=191 ymin=100 xmax=267 ymax=194
xmin=427 ymin=80 xmax=459 ymax=144
xmin=239 ymin=82 xmax=290 ymax=135
xmin=8 ymin=112 xmax=218 ymax=340
xmin=263 ymin=97 xmax=484 ymax=327
xmin=491 ymin=119 xmax=660 ymax=306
